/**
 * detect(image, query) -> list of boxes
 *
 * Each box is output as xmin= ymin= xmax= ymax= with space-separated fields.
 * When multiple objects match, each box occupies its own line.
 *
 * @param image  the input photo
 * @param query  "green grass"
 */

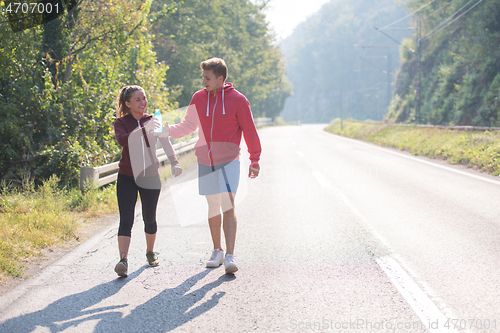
xmin=0 ymin=175 xmax=118 ymax=279
xmin=324 ymin=120 xmax=500 ymax=176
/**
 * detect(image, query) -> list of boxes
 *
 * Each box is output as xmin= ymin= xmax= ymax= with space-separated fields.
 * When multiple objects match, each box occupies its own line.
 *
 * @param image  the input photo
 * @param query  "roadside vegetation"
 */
xmin=325 ymin=120 xmax=500 ymax=176
xmin=0 ymin=176 xmax=116 ymax=280
xmin=0 ymin=150 xmax=196 ymax=280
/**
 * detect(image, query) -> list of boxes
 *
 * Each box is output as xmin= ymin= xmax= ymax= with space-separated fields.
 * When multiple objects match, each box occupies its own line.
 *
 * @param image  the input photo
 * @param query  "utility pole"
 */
xmin=415 ymin=19 xmax=421 ymax=123
xmin=340 ymin=90 xmax=343 ymax=130
xmin=387 ymin=54 xmax=392 ymax=116
xmin=348 ymin=93 xmax=351 ymax=120
xmin=360 ymin=25 xmax=416 ymax=121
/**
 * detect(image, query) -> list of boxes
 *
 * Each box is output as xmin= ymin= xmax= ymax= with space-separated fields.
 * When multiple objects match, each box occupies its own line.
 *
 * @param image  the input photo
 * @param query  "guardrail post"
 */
xmin=80 ymin=167 xmax=99 ymax=191
xmin=255 ymin=117 xmax=273 ymax=128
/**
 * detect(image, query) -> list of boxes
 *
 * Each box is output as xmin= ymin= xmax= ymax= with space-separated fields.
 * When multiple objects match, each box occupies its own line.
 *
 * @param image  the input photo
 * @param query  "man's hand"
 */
xmin=172 ymin=164 xmax=182 ymax=177
xmin=248 ymin=162 xmax=260 ymax=179
xmin=156 ymin=121 xmax=170 ymax=137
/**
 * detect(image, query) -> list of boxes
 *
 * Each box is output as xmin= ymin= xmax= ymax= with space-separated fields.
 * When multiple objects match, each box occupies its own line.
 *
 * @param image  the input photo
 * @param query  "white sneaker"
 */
xmin=224 ymin=254 xmax=238 ymax=274
xmin=206 ymin=249 xmax=224 ymax=268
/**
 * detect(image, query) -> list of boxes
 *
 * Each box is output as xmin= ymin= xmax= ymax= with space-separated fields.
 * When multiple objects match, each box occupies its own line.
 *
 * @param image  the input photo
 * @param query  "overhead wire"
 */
xmin=359 ymin=57 xmax=388 ymax=75
xmin=377 ymin=0 xmax=439 ymax=31
xmin=374 ymin=1 xmax=445 ymax=52
xmin=422 ymin=1 xmax=452 ymax=21
xmin=423 ymin=0 xmax=484 ymax=39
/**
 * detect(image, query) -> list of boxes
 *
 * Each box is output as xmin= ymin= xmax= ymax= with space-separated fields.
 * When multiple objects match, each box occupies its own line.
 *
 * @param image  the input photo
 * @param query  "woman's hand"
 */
xmin=144 ymin=118 xmax=160 ymax=133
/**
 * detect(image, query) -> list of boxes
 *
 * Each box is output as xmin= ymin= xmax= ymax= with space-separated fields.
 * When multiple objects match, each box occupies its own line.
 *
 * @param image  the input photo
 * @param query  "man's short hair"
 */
xmin=200 ymin=57 xmax=227 ymax=81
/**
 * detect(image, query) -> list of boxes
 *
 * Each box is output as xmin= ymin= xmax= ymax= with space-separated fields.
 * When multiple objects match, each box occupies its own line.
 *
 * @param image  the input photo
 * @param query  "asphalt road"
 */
xmin=0 ymin=124 xmax=499 ymax=333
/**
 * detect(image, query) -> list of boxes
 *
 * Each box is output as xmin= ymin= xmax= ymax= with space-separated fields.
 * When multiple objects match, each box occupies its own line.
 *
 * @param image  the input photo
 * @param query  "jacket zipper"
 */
xmin=208 ymin=92 xmax=217 ymax=166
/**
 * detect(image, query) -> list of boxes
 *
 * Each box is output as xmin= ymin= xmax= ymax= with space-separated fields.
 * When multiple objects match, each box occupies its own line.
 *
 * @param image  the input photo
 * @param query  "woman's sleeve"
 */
xmin=114 ymin=119 xmax=143 ymax=147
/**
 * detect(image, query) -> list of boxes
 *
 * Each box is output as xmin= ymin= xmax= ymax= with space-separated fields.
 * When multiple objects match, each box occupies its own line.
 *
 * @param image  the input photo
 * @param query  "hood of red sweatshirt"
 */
xmin=204 ymin=83 xmax=234 ymax=117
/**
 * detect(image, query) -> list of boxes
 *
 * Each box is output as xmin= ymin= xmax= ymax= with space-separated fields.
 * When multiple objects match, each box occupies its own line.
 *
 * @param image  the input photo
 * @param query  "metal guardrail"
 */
xmin=255 ymin=117 xmax=273 ymax=128
xmin=79 ymin=138 xmax=197 ymax=191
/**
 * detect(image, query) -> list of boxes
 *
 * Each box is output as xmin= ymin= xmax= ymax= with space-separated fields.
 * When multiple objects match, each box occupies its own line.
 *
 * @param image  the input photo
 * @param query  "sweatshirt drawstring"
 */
xmin=222 ymin=88 xmax=225 ymax=115
xmin=206 ymin=90 xmax=210 ymax=116
xmin=206 ymin=87 xmax=226 ymax=116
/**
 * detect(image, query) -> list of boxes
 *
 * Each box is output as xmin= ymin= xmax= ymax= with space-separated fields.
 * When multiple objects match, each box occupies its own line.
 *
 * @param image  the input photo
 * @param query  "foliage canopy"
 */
xmin=0 ymin=0 xmax=288 ymax=187
xmin=386 ymin=0 xmax=500 ymax=126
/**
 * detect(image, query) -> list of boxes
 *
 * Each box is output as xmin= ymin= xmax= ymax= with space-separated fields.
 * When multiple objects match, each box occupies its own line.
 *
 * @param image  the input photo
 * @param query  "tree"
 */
xmin=0 ymin=0 xmax=176 ymax=187
xmin=386 ymin=0 xmax=500 ymax=126
xmin=150 ymin=0 xmax=291 ymax=118
xmin=280 ymin=0 xmax=409 ymax=123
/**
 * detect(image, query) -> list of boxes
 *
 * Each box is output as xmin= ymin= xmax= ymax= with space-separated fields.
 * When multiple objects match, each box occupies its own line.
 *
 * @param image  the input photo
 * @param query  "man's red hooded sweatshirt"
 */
xmin=169 ymin=83 xmax=261 ymax=167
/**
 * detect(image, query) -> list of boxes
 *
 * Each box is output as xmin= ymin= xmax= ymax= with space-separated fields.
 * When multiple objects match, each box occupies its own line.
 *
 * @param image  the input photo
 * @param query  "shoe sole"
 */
xmin=206 ymin=260 xmax=223 ymax=268
xmin=225 ymin=264 xmax=238 ymax=274
xmin=148 ymin=262 xmax=159 ymax=267
xmin=115 ymin=263 xmax=128 ymax=277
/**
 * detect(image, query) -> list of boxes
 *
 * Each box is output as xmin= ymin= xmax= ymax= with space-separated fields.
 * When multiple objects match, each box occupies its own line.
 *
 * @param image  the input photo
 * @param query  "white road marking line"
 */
xmin=376 ymin=256 xmax=460 ymax=333
xmin=311 ymin=171 xmax=332 ymax=188
xmin=297 ymin=146 xmax=461 ymax=332
xmin=297 ymin=148 xmax=394 ymax=251
xmin=297 ymin=150 xmax=333 ymax=188
xmin=330 ymin=133 xmax=500 ymax=186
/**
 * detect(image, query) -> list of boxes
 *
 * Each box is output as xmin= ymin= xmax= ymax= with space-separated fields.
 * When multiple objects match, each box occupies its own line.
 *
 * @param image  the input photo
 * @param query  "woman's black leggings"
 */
xmin=116 ymin=173 xmax=161 ymax=237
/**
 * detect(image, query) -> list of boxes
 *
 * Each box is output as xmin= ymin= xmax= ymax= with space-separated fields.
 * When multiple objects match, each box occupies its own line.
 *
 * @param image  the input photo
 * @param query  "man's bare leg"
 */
xmin=221 ymin=191 xmax=237 ymax=255
xmin=206 ymin=194 xmax=222 ymax=250
xmin=223 ymin=208 xmax=237 ymax=255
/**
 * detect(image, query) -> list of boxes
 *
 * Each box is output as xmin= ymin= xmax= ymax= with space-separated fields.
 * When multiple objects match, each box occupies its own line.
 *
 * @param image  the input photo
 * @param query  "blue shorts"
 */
xmin=198 ymin=160 xmax=240 ymax=195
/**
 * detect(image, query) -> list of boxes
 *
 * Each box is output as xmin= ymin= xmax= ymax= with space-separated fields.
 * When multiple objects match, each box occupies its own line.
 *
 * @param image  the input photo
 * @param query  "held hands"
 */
xmin=171 ymin=164 xmax=182 ymax=177
xmin=248 ymin=162 xmax=260 ymax=179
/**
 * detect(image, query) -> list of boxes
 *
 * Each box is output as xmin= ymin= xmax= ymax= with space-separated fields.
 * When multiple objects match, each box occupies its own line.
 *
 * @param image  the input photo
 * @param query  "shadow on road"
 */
xmin=0 ymin=267 xmax=234 ymax=333
xmin=100 ymin=269 xmax=234 ymax=332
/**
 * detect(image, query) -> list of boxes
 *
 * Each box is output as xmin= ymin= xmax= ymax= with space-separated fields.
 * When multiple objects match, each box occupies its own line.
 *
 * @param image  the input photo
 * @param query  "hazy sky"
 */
xmin=263 ymin=0 xmax=332 ymax=42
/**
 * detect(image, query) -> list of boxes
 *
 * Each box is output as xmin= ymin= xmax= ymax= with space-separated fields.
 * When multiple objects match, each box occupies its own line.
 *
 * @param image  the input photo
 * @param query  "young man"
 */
xmin=163 ymin=57 xmax=261 ymax=273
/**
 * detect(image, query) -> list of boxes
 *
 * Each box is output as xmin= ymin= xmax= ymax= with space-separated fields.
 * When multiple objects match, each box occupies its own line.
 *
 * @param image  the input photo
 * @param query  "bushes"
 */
xmin=0 ymin=1 xmax=172 ymax=188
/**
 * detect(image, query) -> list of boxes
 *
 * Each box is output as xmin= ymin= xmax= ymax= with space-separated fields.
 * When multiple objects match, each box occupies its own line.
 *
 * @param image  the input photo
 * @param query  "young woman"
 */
xmin=113 ymin=85 xmax=182 ymax=277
